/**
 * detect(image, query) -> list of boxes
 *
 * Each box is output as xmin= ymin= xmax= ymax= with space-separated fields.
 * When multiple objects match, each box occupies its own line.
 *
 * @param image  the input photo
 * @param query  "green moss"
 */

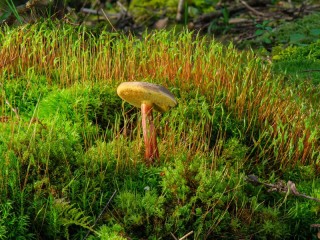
xmin=0 ymin=22 xmax=319 ymax=239
xmin=92 ymin=224 xmax=127 ymax=240
xmin=272 ymin=40 xmax=320 ymax=85
xmin=255 ymin=13 xmax=320 ymax=47
xmin=37 ymin=83 xmax=124 ymax=141
xmin=129 ymin=0 xmax=178 ymax=23
xmin=272 ymin=40 xmax=320 ymax=61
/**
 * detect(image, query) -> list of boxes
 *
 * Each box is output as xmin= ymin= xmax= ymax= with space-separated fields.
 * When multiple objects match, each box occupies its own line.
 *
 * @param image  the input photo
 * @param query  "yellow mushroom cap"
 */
xmin=117 ymin=82 xmax=177 ymax=112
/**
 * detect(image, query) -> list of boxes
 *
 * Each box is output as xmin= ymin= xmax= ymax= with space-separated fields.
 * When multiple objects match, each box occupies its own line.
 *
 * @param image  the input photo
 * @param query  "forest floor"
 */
xmin=1 ymin=0 xmax=320 ymax=50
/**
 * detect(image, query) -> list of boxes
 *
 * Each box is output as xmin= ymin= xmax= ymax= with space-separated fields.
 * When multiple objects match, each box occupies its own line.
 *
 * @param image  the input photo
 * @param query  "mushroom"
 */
xmin=117 ymin=82 xmax=177 ymax=164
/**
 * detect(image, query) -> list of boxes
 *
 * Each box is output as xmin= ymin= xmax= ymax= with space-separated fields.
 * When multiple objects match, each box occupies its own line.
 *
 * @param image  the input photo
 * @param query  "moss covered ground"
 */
xmin=0 ymin=22 xmax=319 ymax=239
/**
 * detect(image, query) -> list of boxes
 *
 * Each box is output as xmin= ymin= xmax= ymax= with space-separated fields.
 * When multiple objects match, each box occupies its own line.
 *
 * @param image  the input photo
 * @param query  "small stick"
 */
xmin=176 ymin=0 xmax=185 ymax=21
xmin=5 ymin=99 xmax=20 ymax=120
xmin=83 ymin=190 xmax=117 ymax=240
xmin=170 ymin=232 xmax=178 ymax=240
xmin=81 ymin=8 xmax=103 ymax=15
xmin=287 ymin=181 xmax=320 ymax=203
xmin=179 ymin=231 xmax=194 ymax=240
xmin=117 ymin=1 xmax=127 ymax=13
xmin=239 ymin=0 xmax=265 ymax=16
xmin=301 ymin=69 xmax=320 ymax=72
xmin=100 ymin=8 xmax=118 ymax=32
xmin=246 ymin=175 xmax=320 ymax=203
xmin=80 ymin=8 xmax=120 ymax=19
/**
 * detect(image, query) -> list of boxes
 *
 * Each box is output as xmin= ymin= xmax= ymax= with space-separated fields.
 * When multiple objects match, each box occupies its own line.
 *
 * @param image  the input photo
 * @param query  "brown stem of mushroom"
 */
xmin=141 ymin=103 xmax=159 ymax=164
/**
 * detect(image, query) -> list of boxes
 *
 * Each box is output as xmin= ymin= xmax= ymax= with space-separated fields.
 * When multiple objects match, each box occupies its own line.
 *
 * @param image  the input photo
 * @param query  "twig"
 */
xmin=194 ymin=5 xmax=244 ymax=24
xmin=179 ymin=231 xmax=194 ymax=240
xmin=4 ymin=0 xmax=64 ymax=24
xmin=288 ymin=181 xmax=320 ymax=202
xmin=80 ymin=7 xmax=120 ymax=19
xmin=5 ymin=100 xmax=20 ymax=119
xmin=116 ymin=1 xmax=127 ymax=13
xmin=13 ymin=0 xmax=52 ymax=15
xmin=80 ymin=8 xmax=103 ymax=15
xmin=297 ymin=1 xmax=307 ymax=17
xmin=83 ymin=190 xmax=117 ymax=240
xmin=301 ymin=69 xmax=320 ymax=73
xmin=239 ymin=0 xmax=265 ymax=16
xmin=170 ymin=232 xmax=178 ymax=240
xmin=100 ymin=8 xmax=118 ymax=32
xmin=310 ymin=224 xmax=320 ymax=237
xmin=176 ymin=0 xmax=185 ymax=21
xmin=246 ymin=175 xmax=320 ymax=203
xmin=25 ymin=0 xmax=52 ymax=9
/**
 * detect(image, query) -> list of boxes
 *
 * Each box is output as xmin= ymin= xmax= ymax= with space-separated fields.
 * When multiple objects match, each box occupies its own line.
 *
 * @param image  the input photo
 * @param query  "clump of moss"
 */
xmin=0 ymin=21 xmax=319 ymax=240
xmin=254 ymin=13 xmax=320 ymax=47
xmin=272 ymin=40 xmax=320 ymax=61
xmin=129 ymin=0 xmax=178 ymax=23
xmin=272 ymin=40 xmax=320 ymax=85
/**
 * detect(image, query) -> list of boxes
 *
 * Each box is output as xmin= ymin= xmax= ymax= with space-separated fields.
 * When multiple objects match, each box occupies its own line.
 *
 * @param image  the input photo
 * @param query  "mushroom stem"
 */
xmin=141 ymin=103 xmax=159 ymax=163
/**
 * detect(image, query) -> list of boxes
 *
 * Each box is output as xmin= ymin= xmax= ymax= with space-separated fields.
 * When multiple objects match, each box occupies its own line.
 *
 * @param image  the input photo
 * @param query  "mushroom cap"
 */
xmin=117 ymin=82 xmax=177 ymax=112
